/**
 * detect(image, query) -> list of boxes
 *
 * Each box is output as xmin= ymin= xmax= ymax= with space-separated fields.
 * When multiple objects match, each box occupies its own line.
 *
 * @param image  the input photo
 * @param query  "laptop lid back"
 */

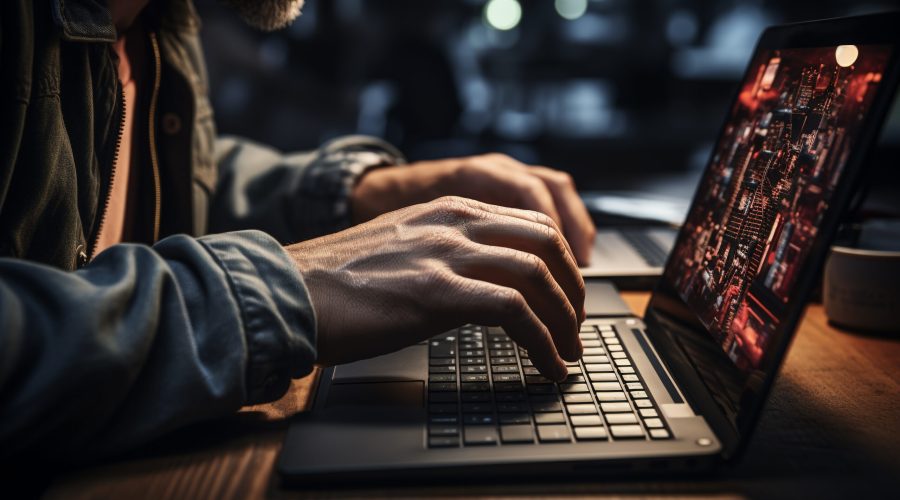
xmin=642 ymin=13 xmax=900 ymax=459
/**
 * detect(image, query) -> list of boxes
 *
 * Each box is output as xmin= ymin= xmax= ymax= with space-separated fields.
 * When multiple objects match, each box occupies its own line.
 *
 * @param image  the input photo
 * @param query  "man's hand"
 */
xmin=350 ymin=154 xmax=597 ymax=266
xmin=287 ymin=196 xmax=586 ymax=381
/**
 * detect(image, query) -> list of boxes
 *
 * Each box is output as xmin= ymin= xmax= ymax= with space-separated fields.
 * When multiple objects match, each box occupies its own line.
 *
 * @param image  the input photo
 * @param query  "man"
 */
xmin=0 ymin=0 xmax=596 ymax=462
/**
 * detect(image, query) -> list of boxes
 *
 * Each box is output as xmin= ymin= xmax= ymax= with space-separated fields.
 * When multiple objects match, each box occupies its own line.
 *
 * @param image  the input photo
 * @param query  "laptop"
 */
xmin=581 ymin=226 xmax=678 ymax=287
xmin=278 ymin=13 xmax=900 ymax=483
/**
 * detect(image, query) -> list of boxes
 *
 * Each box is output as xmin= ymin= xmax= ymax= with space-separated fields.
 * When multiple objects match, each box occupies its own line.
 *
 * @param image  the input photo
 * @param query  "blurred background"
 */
xmin=195 ymin=0 xmax=900 ymax=216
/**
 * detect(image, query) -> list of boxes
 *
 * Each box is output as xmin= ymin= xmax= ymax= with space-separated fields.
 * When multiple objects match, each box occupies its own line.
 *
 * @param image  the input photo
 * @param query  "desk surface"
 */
xmin=45 ymin=292 xmax=900 ymax=499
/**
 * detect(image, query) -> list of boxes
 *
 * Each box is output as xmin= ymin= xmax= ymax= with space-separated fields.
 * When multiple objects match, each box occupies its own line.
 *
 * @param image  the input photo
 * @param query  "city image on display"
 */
xmin=666 ymin=44 xmax=891 ymax=372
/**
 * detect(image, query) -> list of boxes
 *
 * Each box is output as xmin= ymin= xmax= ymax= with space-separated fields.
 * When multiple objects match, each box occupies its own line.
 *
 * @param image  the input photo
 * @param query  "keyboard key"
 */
xmin=461 ymin=382 xmax=490 ymax=392
xmin=610 ymin=425 xmax=644 ymax=439
xmin=607 ymin=344 xmax=623 ymax=351
xmin=580 ymin=325 xmax=596 ymax=333
xmin=634 ymin=399 xmax=652 ymax=408
xmin=583 ymin=347 xmax=605 ymax=356
xmin=501 ymin=425 xmax=534 ymax=444
xmin=600 ymin=402 xmax=631 ymax=413
xmin=461 ymin=374 xmax=488 ymax=383
xmin=429 ymin=358 xmax=455 ymax=366
xmin=566 ymin=404 xmax=598 ymax=415
xmin=464 ymin=426 xmax=498 ymax=445
xmin=644 ymin=418 xmax=664 ymax=429
xmin=619 ymin=366 xmax=636 ymax=374
xmin=429 ymin=374 xmax=456 ymax=383
xmin=566 ymin=365 xmax=582 ymax=374
xmin=610 ymin=352 xmax=627 ymax=359
xmin=614 ymin=359 xmax=632 ymax=367
xmin=649 ymin=429 xmax=670 ymax=439
xmin=493 ymin=382 xmax=525 ymax=392
xmin=499 ymin=413 xmax=531 ymax=424
xmin=496 ymin=403 xmax=528 ymax=413
xmin=463 ymin=414 xmax=495 ymax=425
xmin=531 ymin=400 xmax=562 ymax=412
xmin=429 ymin=436 xmax=459 ymax=447
xmin=462 ymin=365 xmax=487 ymax=373
xmin=462 ymin=403 xmax=494 ymax=413
xmin=583 ymin=355 xmax=609 ymax=364
xmin=429 ymin=392 xmax=458 ymax=403
xmin=537 ymin=425 xmax=571 ymax=443
xmin=520 ymin=358 xmax=534 ymax=367
xmin=429 ymin=403 xmax=458 ymax=414
xmin=596 ymin=392 xmax=627 ymax=402
xmin=492 ymin=365 xmax=518 ymax=374
xmin=490 ymin=342 xmax=513 ymax=350
xmin=570 ymin=415 xmax=603 ymax=426
xmin=639 ymin=408 xmax=658 ymax=418
xmin=625 ymin=382 xmax=643 ymax=391
xmin=630 ymin=391 xmax=648 ymax=399
xmin=563 ymin=393 xmax=593 ymax=404
xmin=429 ymin=425 xmax=459 ymax=436
xmin=491 ymin=357 xmax=517 ymax=365
xmin=592 ymin=382 xmax=621 ymax=391
xmin=585 ymin=363 xmax=613 ymax=372
xmin=430 ymin=366 xmax=457 ymax=374
xmin=493 ymin=373 xmax=521 ymax=383
xmin=581 ymin=339 xmax=602 ymax=348
xmin=460 ymin=350 xmax=485 ymax=357
xmin=491 ymin=349 xmax=515 ymax=357
xmin=460 ymin=357 xmax=486 ymax=365
xmin=429 ymin=383 xmax=456 ymax=392
xmin=429 ymin=415 xmax=458 ymax=424
xmin=563 ymin=374 xmax=586 ymax=384
xmin=560 ymin=383 xmax=589 ymax=393
xmin=495 ymin=392 xmax=526 ymax=402
xmin=622 ymin=374 xmax=639 ymax=382
xmin=534 ymin=412 xmax=566 ymax=424
xmin=526 ymin=376 xmax=553 ymax=385
xmin=574 ymin=426 xmax=608 ymax=440
xmin=527 ymin=384 xmax=558 ymax=395
xmin=600 ymin=330 xmax=616 ymax=337
xmin=461 ymin=392 xmax=491 ymax=402
xmin=589 ymin=372 xmax=617 ymax=382
xmin=579 ymin=331 xmax=599 ymax=340
xmin=605 ymin=413 xmax=638 ymax=424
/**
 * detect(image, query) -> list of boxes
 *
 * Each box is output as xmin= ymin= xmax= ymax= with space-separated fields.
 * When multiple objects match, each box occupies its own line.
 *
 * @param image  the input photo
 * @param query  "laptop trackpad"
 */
xmin=325 ymin=381 xmax=424 ymax=409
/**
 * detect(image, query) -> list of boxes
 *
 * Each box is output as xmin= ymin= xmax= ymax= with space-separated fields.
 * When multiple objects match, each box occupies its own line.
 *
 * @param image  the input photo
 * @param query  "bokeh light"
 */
xmin=484 ymin=0 xmax=522 ymax=31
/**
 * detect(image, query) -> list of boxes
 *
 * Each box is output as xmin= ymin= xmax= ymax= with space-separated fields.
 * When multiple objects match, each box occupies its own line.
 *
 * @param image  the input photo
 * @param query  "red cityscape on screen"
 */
xmin=667 ymin=44 xmax=891 ymax=372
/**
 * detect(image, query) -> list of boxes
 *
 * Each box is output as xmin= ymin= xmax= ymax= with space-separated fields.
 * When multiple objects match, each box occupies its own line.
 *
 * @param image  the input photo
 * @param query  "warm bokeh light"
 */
xmin=835 ymin=44 xmax=859 ymax=67
xmin=555 ymin=0 xmax=588 ymax=21
xmin=484 ymin=0 xmax=522 ymax=31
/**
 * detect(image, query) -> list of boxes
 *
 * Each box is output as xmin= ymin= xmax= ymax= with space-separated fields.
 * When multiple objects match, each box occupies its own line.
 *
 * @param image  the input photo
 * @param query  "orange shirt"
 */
xmin=94 ymin=32 xmax=139 ymax=255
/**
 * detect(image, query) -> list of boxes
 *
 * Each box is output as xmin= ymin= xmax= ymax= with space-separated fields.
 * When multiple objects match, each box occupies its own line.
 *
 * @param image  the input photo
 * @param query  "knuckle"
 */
xmin=555 ymin=171 xmax=575 ymax=188
xmin=498 ymin=288 xmax=528 ymax=317
xmin=521 ymin=252 xmax=550 ymax=283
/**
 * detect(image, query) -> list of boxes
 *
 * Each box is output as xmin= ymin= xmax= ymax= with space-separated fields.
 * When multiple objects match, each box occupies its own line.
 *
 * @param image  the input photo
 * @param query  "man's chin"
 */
xmin=219 ymin=0 xmax=305 ymax=31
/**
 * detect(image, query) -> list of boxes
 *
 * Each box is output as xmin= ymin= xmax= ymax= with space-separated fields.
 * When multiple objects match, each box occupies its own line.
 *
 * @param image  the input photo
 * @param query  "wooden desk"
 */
xmin=45 ymin=293 xmax=900 ymax=499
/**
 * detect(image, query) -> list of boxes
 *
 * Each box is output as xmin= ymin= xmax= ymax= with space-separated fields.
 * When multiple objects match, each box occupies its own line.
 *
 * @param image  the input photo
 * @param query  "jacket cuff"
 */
xmin=296 ymin=135 xmax=405 ymax=235
xmin=198 ymin=230 xmax=317 ymax=404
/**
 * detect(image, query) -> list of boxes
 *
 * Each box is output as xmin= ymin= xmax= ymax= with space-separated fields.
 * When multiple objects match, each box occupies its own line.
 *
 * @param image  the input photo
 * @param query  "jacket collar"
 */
xmin=50 ymin=0 xmax=200 ymax=43
xmin=51 ymin=0 xmax=116 ymax=42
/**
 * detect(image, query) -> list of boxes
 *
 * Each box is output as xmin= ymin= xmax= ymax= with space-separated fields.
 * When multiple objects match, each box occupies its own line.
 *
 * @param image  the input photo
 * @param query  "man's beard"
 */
xmin=219 ymin=0 xmax=305 ymax=31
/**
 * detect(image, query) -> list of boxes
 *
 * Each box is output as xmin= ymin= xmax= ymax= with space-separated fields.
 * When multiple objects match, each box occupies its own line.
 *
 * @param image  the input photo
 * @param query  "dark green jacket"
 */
xmin=0 ymin=0 xmax=403 ymax=462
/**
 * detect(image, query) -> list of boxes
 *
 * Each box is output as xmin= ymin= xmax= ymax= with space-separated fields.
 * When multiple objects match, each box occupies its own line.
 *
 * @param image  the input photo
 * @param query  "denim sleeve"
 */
xmin=209 ymin=135 xmax=405 ymax=243
xmin=0 ymin=230 xmax=315 ymax=463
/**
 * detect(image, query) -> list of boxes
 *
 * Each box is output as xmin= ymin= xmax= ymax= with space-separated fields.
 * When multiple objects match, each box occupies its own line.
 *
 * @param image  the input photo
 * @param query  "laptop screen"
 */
xmin=664 ymin=44 xmax=892 ymax=373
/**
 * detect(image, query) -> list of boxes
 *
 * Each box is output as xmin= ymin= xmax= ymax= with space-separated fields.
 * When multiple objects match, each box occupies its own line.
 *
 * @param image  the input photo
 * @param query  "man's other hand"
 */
xmin=351 ymin=154 xmax=597 ymax=266
xmin=287 ymin=196 xmax=586 ymax=381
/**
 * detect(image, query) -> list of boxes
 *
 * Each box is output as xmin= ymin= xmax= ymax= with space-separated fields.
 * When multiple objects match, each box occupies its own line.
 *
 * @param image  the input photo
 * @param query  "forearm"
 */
xmin=0 ymin=230 xmax=315 ymax=463
xmin=209 ymin=135 xmax=405 ymax=242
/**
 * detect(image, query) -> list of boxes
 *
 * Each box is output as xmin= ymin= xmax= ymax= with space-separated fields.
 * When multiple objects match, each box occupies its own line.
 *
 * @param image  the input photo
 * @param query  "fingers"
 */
xmin=458 ymin=205 xmax=586 ymax=323
xmin=528 ymin=167 xmax=597 ymax=266
xmin=450 ymin=242 xmax=582 ymax=361
xmin=441 ymin=275 xmax=569 ymax=381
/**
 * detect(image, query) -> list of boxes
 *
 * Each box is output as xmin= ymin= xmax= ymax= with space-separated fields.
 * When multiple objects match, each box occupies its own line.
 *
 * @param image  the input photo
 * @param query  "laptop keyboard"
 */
xmin=620 ymin=230 xmax=668 ymax=267
xmin=427 ymin=323 xmax=673 ymax=447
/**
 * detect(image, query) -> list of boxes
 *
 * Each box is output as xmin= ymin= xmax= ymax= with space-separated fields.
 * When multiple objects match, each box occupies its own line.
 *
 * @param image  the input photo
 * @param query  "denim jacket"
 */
xmin=0 ymin=0 xmax=403 ymax=462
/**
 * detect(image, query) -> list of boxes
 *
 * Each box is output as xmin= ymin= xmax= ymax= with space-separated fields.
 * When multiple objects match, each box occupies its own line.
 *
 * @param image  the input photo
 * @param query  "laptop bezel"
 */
xmin=641 ymin=12 xmax=900 ymax=460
